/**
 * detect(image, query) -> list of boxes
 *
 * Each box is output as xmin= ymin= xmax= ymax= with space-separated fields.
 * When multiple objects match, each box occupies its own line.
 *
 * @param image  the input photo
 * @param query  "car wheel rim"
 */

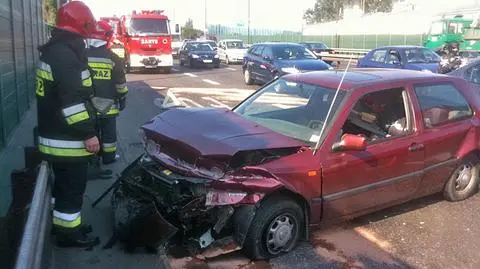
xmin=455 ymin=164 xmax=474 ymax=192
xmin=265 ymin=213 xmax=296 ymax=255
xmin=244 ymin=70 xmax=250 ymax=82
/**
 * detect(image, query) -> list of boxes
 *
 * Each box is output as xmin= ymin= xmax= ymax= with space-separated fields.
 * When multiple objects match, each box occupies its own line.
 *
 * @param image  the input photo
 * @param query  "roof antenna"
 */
xmin=313 ymin=56 xmax=353 ymax=155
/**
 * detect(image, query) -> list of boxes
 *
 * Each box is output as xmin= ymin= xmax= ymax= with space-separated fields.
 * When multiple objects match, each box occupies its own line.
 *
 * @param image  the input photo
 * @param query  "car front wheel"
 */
xmin=242 ymin=196 xmax=304 ymax=260
xmin=443 ymin=159 xmax=479 ymax=201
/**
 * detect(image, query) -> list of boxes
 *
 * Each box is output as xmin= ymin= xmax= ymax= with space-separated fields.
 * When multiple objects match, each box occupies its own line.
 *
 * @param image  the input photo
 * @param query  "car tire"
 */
xmin=242 ymin=196 xmax=304 ymax=260
xmin=244 ymin=68 xmax=253 ymax=85
xmin=443 ymin=159 xmax=479 ymax=202
xmin=180 ymin=59 xmax=184 ymax=66
xmin=189 ymin=59 xmax=194 ymax=69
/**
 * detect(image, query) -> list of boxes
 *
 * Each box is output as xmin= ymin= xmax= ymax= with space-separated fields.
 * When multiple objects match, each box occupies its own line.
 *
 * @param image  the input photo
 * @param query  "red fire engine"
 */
xmin=110 ymin=10 xmax=174 ymax=73
xmin=99 ymin=16 xmax=126 ymax=59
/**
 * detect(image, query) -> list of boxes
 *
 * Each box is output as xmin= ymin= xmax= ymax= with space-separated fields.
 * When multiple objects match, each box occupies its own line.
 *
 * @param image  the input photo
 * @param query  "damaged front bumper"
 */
xmin=111 ymin=154 xmax=259 ymax=255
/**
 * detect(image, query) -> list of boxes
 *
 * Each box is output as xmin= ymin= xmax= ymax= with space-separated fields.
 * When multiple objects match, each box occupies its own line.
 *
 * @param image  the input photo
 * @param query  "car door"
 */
xmin=258 ymin=46 xmax=275 ymax=82
xmin=179 ymin=43 xmax=188 ymax=62
xmin=462 ymin=64 xmax=480 ymax=92
xmin=410 ymin=81 xmax=475 ymax=197
xmin=384 ymin=49 xmax=403 ymax=69
xmin=249 ymin=45 xmax=265 ymax=81
xmin=320 ymin=84 xmax=424 ymax=221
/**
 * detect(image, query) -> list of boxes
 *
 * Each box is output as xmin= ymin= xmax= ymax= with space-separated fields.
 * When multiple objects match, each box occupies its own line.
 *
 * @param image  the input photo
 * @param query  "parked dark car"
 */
xmin=357 ymin=45 xmax=441 ymax=73
xmin=242 ymin=42 xmax=332 ymax=85
xmin=448 ymin=57 xmax=480 ymax=91
xmin=299 ymin=42 xmax=337 ymax=65
xmin=179 ymin=41 xmax=220 ymax=68
xmin=112 ymin=69 xmax=480 ymax=260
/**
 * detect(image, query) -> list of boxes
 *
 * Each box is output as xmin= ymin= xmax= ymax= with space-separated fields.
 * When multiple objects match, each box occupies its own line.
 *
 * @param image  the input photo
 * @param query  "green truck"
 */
xmin=424 ymin=15 xmax=480 ymax=56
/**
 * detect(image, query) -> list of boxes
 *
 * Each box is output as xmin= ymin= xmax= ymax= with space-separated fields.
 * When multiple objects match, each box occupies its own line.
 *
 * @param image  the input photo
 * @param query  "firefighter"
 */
xmin=36 ymin=1 xmax=100 ymax=247
xmin=87 ymin=20 xmax=128 ymax=165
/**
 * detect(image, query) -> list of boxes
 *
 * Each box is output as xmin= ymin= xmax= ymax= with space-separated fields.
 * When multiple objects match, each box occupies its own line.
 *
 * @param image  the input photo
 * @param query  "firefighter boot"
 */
xmin=55 ymin=228 xmax=100 ymax=248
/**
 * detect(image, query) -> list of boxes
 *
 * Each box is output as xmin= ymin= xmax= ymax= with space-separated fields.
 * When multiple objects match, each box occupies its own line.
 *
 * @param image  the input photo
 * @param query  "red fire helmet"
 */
xmin=89 ymin=20 xmax=114 ymax=41
xmin=56 ymin=1 xmax=96 ymax=38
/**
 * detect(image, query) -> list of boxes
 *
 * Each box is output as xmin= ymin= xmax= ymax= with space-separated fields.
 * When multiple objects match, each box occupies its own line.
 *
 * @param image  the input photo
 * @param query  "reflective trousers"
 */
xmin=51 ymin=161 xmax=88 ymax=231
xmin=98 ymin=117 xmax=117 ymax=164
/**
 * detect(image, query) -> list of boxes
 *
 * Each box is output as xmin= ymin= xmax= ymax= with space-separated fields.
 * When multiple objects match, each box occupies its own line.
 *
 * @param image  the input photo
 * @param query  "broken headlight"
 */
xmin=205 ymin=189 xmax=247 ymax=206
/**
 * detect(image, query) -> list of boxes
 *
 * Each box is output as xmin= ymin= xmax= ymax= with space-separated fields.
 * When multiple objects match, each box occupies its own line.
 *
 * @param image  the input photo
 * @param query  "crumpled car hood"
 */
xmin=141 ymin=107 xmax=303 ymax=157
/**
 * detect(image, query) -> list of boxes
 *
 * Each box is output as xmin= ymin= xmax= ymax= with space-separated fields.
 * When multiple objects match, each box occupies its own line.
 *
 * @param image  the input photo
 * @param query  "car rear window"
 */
xmin=414 ymin=83 xmax=472 ymax=127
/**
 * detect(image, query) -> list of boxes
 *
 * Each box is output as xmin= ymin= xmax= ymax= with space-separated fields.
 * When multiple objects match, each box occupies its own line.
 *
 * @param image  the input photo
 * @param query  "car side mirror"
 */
xmin=331 ymin=134 xmax=367 ymax=152
xmin=264 ymin=56 xmax=272 ymax=62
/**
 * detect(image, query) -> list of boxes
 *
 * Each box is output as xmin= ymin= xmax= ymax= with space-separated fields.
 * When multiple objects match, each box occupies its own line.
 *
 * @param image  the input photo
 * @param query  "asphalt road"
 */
xmin=52 ymin=61 xmax=480 ymax=269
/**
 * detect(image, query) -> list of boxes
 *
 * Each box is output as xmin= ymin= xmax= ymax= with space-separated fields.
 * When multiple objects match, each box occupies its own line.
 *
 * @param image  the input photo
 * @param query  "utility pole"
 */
xmin=204 ymin=0 xmax=207 ymax=39
xmin=247 ymin=0 xmax=250 ymax=44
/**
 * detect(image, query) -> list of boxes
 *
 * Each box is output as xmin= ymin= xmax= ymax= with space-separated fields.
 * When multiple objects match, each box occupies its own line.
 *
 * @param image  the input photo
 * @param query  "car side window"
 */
xmin=464 ymin=66 xmax=480 ymax=85
xmin=386 ymin=50 xmax=401 ymax=64
xmin=370 ymin=49 xmax=387 ymax=63
xmin=414 ymin=83 xmax=472 ymax=128
xmin=252 ymin=45 xmax=264 ymax=57
xmin=337 ymin=88 xmax=411 ymax=144
xmin=262 ymin=47 xmax=273 ymax=60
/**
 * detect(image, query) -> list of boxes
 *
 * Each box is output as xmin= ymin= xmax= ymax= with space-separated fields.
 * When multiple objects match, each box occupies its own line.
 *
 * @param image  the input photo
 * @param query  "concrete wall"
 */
xmin=0 ymin=0 xmax=46 ymax=216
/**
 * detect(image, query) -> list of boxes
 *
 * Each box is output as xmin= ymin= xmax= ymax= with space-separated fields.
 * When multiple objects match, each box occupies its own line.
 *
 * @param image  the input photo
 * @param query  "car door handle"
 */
xmin=408 ymin=143 xmax=424 ymax=152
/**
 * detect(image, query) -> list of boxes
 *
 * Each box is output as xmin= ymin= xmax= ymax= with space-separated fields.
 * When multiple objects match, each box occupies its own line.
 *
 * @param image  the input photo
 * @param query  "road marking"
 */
xmin=184 ymin=73 xmax=198 ymax=78
xmin=226 ymin=67 xmax=236 ymax=71
xmin=202 ymin=79 xmax=221 ymax=85
xmin=171 ymin=68 xmax=179 ymax=72
xmin=202 ymin=97 xmax=232 ymax=109
xmin=178 ymin=97 xmax=203 ymax=108
xmin=151 ymin=86 xmax=168 ymax=90
xmin=162 ymin=90 xmax=183 ymax=107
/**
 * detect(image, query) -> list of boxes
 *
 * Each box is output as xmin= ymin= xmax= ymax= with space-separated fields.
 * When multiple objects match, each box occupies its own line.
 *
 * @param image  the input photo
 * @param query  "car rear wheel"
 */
xmin=242 ymin=196 xmax=304 ymax=260
xmin=443 ymin=159 xmax=479 ymax=201
xmin=244 ymin=68 xmax=253 ymax=85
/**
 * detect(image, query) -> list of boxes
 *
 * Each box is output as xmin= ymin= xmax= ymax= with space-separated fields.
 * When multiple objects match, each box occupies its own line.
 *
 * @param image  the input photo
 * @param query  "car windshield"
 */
xmin=233 ymin=78 xmax=346 ymax=146
xmin=272 ymin=45 xmax=317 ymax=60
xmin=226 ymin=41 xmax=245 ymax=49
xmin=128 ymin=18 xmax=169 ymax=36
xmin=188 ymin=43 xmax=213 ymax=51
xmin=404 ymin=48 xmax=440 ymax=63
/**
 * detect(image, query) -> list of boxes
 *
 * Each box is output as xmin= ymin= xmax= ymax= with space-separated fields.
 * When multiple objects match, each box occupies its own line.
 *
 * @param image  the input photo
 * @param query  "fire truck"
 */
xmin=112 ymin=10 xmax=177 ymax=73
xmin=99 ymin=16 xmax=126 ymax=59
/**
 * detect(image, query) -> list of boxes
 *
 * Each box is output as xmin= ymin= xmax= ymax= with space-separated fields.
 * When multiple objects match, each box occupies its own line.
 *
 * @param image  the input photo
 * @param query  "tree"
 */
xmin=43 ymin=0 xmax=57 ymax=25
xmin=303 ymin=0 xmax=393 ymax=24
xmin=181 ymin=18 xmax=204 ymax=39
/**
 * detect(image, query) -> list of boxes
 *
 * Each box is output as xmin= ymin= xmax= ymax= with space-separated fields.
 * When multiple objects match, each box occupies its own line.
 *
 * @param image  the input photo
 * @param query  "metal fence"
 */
xmin=208 ymin=24 xmax=426 ymax=50
xmin=0 ymin=0 xmax=46 ymax=151
xmin=13 ymin=161 xmax=52 ymax=269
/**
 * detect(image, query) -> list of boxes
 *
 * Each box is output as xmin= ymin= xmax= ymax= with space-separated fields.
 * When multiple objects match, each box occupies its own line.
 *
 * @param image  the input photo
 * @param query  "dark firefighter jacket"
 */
xmin=87 ymin=45 xmax=128 ymax=118
xmin=36 ymin=29 xmax=96 ymax=162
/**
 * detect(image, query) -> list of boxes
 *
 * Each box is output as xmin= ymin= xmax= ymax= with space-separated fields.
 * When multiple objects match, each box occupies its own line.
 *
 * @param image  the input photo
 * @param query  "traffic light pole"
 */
xmin=247 ymin=0 xmax=250 ymax=44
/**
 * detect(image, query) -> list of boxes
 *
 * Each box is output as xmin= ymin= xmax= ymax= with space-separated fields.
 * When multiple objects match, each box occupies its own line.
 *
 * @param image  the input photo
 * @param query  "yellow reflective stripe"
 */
xmin=97 ymin=108 xmax=119 ymax=116
xmin=88 ymin=62 xmax=113 ymax=69
xmin=66 ymin=111 xmax=90 ymax=125
xmin=82 ymin=77 xmax=92 ymax=87
xmin=36 ymin=69 xmax=53 ymax=81
xmin=53 ymin=216 xmax=82 ymax=228
xmin=103 ymin=146 xmax=117 ymax=153
xmin=39 ymin=145 xmax=93 ymax=157
xmin=117 ymin=86 xmax=128 ymax=94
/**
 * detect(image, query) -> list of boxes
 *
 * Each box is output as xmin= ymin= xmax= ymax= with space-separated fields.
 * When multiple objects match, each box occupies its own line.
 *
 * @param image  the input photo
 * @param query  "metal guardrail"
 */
xmin=14 ymin=161 xmax=52 ymax=269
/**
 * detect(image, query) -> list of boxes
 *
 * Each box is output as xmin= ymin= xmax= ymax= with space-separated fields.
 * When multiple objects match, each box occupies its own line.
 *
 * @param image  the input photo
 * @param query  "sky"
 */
xmin=80 ymin=0 xmax=316 ymax=31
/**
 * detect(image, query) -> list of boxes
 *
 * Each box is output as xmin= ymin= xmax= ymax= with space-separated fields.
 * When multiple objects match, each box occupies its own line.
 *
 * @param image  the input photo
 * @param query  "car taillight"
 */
xmin=205 ymin=190 xmax=247 ymax=206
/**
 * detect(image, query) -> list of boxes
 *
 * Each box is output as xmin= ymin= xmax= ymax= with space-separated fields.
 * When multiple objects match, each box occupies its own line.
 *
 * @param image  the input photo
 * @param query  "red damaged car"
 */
xmin=111 ymin=69 xmax=480 ymax=259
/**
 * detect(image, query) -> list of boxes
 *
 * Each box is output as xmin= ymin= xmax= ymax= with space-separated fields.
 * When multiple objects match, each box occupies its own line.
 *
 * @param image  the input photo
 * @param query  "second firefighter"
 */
xmin=86 ymin=20 xmax=128 ymax=164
